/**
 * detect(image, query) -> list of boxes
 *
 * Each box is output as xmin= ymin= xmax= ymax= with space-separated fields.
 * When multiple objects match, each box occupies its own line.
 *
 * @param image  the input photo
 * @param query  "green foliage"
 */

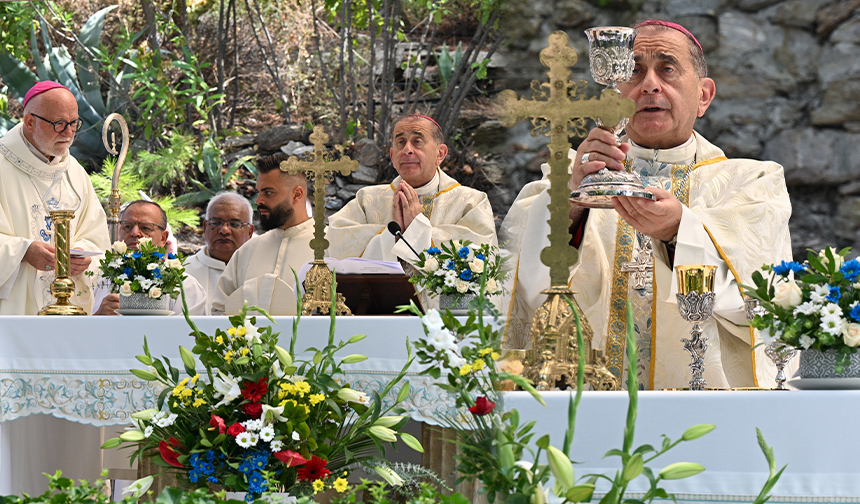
xmin=437 ymin=43 xmax=462 ymax=87
xmin=94 ymin=12 xmax=225 ymax=140
xmin=131 ymin=131 xmax=198 ymax=190
xmin=90 ymin=157 xmax=200 ymax=230
xmin=0 ymin=2 xmax=43 ymax=62
xmin=175 ymin=136 xmax=256 ymax=207
xmin=327 ymin=480 xmax=467 ymax=504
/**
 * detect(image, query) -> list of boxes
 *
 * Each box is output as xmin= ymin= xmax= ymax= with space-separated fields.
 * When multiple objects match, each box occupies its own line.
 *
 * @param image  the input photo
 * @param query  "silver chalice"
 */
xmin=744 ymin=297 xmax=796 ymax=390
xmin=675 ymin=265 xmax=717 ymax=391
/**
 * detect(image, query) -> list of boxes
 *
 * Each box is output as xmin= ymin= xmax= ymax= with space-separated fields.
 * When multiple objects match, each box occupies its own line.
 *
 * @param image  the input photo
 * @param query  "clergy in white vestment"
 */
xmin=93 ymin=200 xmax=207 ymax=315
xmin=185 ymin=192 xmax=254 ymax=314
xmin=0 ymin=81 xmax=111 ymax=496
xmin=211 ymin=154 xmax=314 ymax=315
xmin=503 ymin=21 xmax=793 ymax=390
xmin=0 ymin=81 xmax=109 ymax=315
xmin=327 ymin=114 xmax=497 ymax=263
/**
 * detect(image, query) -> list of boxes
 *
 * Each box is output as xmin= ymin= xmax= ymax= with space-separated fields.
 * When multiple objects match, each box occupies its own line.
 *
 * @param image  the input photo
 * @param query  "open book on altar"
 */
xmin=296 ymin=258 xmax=421 ymax=315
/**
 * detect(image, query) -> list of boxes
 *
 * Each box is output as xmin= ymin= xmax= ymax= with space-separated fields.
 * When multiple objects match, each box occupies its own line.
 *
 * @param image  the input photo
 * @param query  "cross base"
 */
xmin=301 ymin=260 xmax=352 ymax=316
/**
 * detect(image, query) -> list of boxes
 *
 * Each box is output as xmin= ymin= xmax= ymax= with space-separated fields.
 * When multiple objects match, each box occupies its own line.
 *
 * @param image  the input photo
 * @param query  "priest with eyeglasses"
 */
xmin=184 ymin=192 xmax=255 ymax=314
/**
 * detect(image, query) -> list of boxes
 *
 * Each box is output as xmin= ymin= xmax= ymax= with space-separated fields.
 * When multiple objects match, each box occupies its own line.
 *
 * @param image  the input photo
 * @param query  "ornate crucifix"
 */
xmin=280 ymin=125 xmax=358 ymax=315
xmin=497 ymin=31 xmax=635 ymax=390
xmin=621 ymin=252 xmax=653 ymax=290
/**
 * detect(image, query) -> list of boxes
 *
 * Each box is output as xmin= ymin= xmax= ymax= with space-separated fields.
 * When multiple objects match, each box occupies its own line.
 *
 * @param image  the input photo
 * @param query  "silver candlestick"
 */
xmin=744 ymin=297 xmax=796 ymax=390
xmin=675 ymin=265 xmax=717 ymax=390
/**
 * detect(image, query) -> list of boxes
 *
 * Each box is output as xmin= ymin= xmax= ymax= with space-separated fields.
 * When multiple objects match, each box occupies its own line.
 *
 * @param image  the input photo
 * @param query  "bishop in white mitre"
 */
xmin=185 ymin=192 xmax=255 ymax=314
xmin=327 ymin=115 xmax=496 ymax=262
xmin=0 ymin=82 xmax=110 ymax=496
xmin=504 ymin=21 xmax=794 ymax=390
xmin=211 ymin=154 xmax=314 ymax=315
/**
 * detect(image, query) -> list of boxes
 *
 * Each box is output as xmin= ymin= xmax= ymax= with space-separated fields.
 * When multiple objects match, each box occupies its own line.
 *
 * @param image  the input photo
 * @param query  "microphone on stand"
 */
xmin=387 ymin=221 xmax=422 ymax=259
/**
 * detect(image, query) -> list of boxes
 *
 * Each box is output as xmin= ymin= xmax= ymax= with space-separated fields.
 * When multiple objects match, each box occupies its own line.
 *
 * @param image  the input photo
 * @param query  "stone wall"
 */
xmin=486 ymin=0 xmax=860 ymax=260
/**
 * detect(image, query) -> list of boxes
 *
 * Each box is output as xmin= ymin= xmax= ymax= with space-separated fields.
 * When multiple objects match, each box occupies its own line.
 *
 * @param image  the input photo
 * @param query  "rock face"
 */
xmin=489 ymin=0 xmax=860 ymax=260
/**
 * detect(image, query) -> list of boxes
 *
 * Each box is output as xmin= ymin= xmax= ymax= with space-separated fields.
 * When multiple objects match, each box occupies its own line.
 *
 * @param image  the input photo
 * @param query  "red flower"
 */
xmin=158 ymin=438 xmax=183 ymax=467
xmin=296 ymin=455 xmax=330 ymax=481
xmin=241 ymin=377 xmax=268 ymax=402
xmin=226 ymin=422 xmax=246 ymax=437
xmin=274 ymin=450 xmax=308 ymax=467
xmin=244 ymin=402 xmax=263 ymax=418
xmin=209 ymin=414 xmax=226 ymax=434
xmin=468 ymin=396 xmax=496 ymax=416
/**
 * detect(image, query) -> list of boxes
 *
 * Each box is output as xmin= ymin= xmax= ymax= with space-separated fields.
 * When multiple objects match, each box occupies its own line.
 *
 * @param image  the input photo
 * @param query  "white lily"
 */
xmin=123 ymin=475 xmax=154 ymax=498
xmin=213 ymin=371 xmax=241 ymax=407
xmin=261 ymin=403 xmax=288 ymax=424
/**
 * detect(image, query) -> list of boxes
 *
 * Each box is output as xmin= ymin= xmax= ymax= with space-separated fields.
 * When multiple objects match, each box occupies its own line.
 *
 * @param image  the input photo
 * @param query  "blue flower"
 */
xmin=247 ymin=470 xmax=268 ymax=500
xmin=207 ymin=476 xmax=218 ymax=484
xmin=841 ymin=259 xmax=860 ymax=282
xmin=826 ymin=285 xmax=841 ymax=303
xmin=476 ymin=253 xmax=485 ymax=261
xmin=458 ymin=246 xmax=470 ymax=258
xmin=426 ymin=247 xmax=441 ymax=255
xmin=773 ymin=260 xmax=805 ymax=276
xmin=153 ymin=268 xmax=162 ymax=279
xmin=150 ymin=251 xmax=164 ymax=260
xmin=123 ymin=267 xmax=133 ymax=276
xmin=445 ymin=259 xmax=455 ymax=270
xmin=460 ymin=269 xmax=473 ymax=280
xmin=851 ymin=305 xmax=860 ymax=322
xmin=131 ymin=251 xmax=142 ymax=259
xmin=167 ymin=252 xmax=177 ymax=260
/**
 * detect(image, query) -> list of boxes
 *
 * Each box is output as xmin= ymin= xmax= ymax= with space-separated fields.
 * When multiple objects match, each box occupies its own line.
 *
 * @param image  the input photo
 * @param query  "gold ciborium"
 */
xmin=38 ymin=169 xmax=85 ymax=316
xmin=674 ymin=265 xmax=717 ymax=390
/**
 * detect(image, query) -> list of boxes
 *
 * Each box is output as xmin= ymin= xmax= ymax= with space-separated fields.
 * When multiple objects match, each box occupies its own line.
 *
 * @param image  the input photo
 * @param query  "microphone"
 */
xmin=387 ymin=221 xmax=422 ymax=259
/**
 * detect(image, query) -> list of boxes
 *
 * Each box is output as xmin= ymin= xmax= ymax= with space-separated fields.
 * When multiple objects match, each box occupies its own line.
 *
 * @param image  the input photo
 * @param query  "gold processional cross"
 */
xmin=280 ymin=125 xmax=358 ymax=315
xmin=497 ymin=31 xmax=635 ymax=390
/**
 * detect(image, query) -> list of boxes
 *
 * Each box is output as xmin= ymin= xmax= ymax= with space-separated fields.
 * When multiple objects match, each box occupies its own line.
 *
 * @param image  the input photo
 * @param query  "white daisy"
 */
xmin=270 ymin=440 xmax=284 ymax=452
xmin=153 ymin=412 xmax=178 ymax=428
xmin=820 ymin=303 xmax=843 ymax=318
xmin=260 ymin=426 xmax=275 ymax=442
xmin=820 ymin=316 xmax=845 ymax=336
xmin=292 ymin=431 xmax=301 ymax=441
xmin=242 ymin=419 xmax=263 ymax=432
xmin=799 ymin=334 xmax=815 ymax=349
xmin=235 ymin=431 xmax=255 ymax=448
xmin=144 ymin=425 xmax=153 ymax=438
xmin=794 ymin=301 xmax=818 ymax=316
xmin=810 ymin=285 xmax=831 ymax=304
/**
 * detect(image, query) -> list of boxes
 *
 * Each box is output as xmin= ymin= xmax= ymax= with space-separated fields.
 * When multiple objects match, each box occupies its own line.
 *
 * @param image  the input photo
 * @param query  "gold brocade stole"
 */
xmin=604 ymin=161 xmax=693 ymax=382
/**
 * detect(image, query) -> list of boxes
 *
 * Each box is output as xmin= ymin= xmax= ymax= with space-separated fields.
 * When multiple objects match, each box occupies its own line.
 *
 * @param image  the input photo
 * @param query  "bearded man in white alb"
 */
xmin=0 ymin=81 xmax=108 ymax=315
xmin=185 ymin=192 xmax=254 ymax=314
xmin=211 ymin=154 xmax=314 ymax=315
xmin=327 ymin=115 xmax=497 ymax=262
xmin=504 ymin=21 xmax=793 ymax=390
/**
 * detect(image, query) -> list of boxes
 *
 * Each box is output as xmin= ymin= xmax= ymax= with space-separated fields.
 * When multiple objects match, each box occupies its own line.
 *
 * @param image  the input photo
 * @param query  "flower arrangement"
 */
xmin=89 ymin=237 xmax=185 ymax=299
xmin=404 ymin=282 xmax=784 ymax=504
xmin=408 ymin=240 xmax=507 ymax=300
xmin=743 ymin=247 xmax=860 ymax=372
xmin=103 ymin=303 xmax=421 ymax=501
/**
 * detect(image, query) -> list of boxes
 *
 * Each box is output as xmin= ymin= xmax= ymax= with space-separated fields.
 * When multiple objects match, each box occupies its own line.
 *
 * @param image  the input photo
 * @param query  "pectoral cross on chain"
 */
xmin=622 ymin=251 xmax=653 ymax=290
xmin=280 ymin=125 xmax=358 ymax=316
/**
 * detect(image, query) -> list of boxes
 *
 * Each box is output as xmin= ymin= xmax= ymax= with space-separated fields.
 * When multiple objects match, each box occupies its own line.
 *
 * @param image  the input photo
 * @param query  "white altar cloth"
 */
xmin=505 ymin=390 xmax=860 ymax=503
xmin=0 ymin=315 xmax=452 ymax=427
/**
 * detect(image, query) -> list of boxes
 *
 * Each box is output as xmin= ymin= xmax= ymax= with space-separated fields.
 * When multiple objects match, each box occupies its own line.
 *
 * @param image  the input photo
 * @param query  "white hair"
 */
xmin=206 ymin=192 xmax=253 ymax=222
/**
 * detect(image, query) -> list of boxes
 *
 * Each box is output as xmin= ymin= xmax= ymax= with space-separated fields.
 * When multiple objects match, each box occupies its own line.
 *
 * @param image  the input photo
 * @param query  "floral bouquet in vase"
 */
xmin=90 ymin=237 xmax=185 ymax=300
xmin=104 ymin=304 xmax=421 ymax=501
xmin=743 ymin=247 xmax=860 ymax=375
xmin=408 ymin=240 xmax=507 ymax=303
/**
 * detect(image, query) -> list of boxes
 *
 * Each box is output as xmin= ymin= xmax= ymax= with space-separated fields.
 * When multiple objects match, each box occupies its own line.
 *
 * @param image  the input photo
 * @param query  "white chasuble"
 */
xmin=185 ymin=245 xmax=227 ymax=315
xmin=0 ymin=123 xmax=109 ymax=315
xmin=211 ymin=219 xmax=315 ymax=315
xmin=326 ymin=169 xmax=497 ymax=262
xmin=502 ymin=132 xmax=793 ymax=390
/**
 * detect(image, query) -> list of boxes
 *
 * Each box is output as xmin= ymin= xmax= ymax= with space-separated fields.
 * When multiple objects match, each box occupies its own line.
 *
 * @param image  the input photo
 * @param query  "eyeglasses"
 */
xmin=30 ymin=113 xmax=83 ymax=133
xmin=207 ymin=219 xmax=250 ymax=230
xmin=119 ymin=220 xmax=165 ymax=234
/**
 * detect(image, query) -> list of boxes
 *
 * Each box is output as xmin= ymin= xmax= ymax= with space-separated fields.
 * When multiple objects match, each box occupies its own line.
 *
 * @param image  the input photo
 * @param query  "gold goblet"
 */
xmin=675 ymin=265 xmax=717 ymax=390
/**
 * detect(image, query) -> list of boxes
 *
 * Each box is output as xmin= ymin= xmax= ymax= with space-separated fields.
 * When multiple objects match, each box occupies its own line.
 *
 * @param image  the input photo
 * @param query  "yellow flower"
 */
xmin=178 ymin=377 xmax=190 ymax=387
xmin=295 ymin=381 xmax=311 ymax=396
xmin=192 ymin=397 xmax=205 ymax=407
xmin=237 ymin=326 xmax=247 ymax=337
xmin=191 ymin=374 xmax=200 ymax=384
xmin=309 ymin=393 xmax=325 ymax=406
xmin=312 ymin=479 xmax=325 ymax=493
xmin=302 ymin=404 xmax=310 ymax=414
xmin=491 ymin=352 xmax=500 ymax=360
xmin=227 ymin=327 xmax=237 ymax=336
xmin=172 ymin=384 xmax=184 ymax=397
xmin=181 ymin=388 xmax=193 ymax=398
xmin=239 ymin=347 xmax=250 ymax=356
xmin=215 ymin=336 xmax=224 ymax=345
xmin=459 ymin=364 xmax=472 ymax=376
xmin=478 ymin=348 xmax=492 ymax=356
xmin=224 ymin=351 xmax=235 ymax=363
xmin=473 ymin=358 xmax=486 ymax=371
xmin=333 ymin=477 xmax=348 ymax=493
